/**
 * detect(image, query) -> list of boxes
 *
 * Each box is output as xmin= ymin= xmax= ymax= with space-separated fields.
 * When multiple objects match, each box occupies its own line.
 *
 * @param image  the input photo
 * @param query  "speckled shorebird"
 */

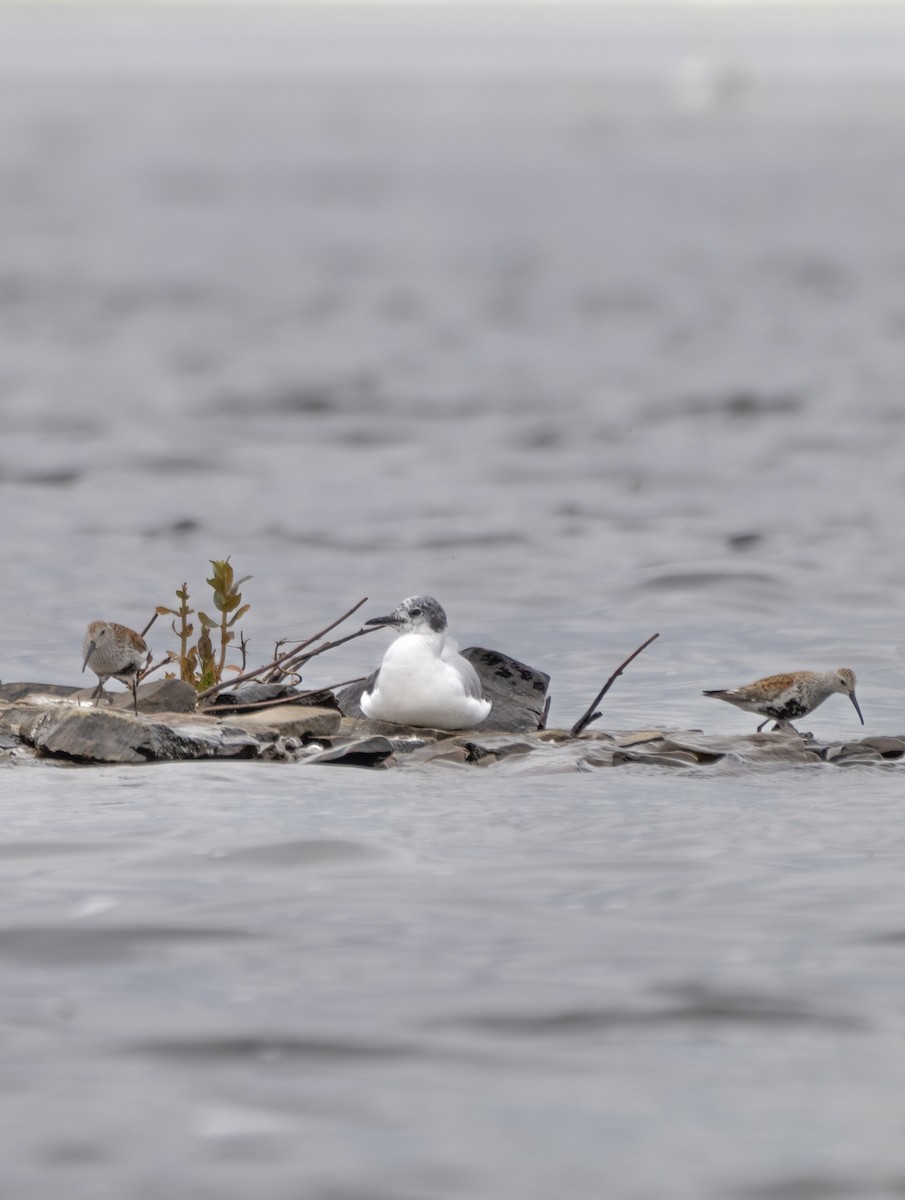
xmin=81 ymin=621 xmax=150 ymax=715
xmin=703 ymin=668 xmax=864 ymax=733
xmin=360 ymin=596 xmax=491 ymax=730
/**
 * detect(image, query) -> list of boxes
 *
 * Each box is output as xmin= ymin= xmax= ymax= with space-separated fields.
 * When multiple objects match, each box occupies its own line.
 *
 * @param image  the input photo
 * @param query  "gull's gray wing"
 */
xmin=442 ymin=638 xmax=484 ymax=701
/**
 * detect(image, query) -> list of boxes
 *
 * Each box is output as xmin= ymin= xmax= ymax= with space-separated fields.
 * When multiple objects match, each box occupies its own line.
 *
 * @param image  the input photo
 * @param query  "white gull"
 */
xmin=360 ymin=596 xmax=491 ymax=730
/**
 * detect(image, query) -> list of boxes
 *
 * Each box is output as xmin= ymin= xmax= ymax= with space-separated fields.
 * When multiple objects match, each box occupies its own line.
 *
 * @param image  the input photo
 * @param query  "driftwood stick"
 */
xmin=196 ymin=596 xmax=372 ymax=704
xmin=569 ymin=633 xmax=660 ymax=737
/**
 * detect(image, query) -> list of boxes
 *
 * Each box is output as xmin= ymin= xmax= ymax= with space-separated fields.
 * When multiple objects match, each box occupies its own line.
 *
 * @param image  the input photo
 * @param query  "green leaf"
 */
xmin=197 ymin=612 xmax=218 ymax=629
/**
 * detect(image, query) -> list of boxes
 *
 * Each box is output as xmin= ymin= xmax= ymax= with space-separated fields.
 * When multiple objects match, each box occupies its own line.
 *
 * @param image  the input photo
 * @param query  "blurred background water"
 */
xmin=3 ymin=4 xmax=905 ymax=1198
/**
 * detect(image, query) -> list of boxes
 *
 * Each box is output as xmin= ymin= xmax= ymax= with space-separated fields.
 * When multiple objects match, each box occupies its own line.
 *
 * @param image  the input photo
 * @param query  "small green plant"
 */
xmin=157 ymin=558 xmax=251 ymax=692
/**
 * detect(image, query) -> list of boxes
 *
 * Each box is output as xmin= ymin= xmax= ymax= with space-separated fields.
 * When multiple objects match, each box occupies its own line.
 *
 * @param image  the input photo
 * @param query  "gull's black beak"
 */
xmin=365 ymin=613 xmax=402 ymax=629
xmin=81 ymin=641 xmax=97 ymax=672
xmin=850 ymin=692 xmax=865 ymax=725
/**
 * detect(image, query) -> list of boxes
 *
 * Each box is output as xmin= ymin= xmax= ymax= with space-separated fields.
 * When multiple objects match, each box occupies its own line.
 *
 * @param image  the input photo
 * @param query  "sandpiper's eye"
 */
xmin=409 ymin=607 xmax=422 ymax=617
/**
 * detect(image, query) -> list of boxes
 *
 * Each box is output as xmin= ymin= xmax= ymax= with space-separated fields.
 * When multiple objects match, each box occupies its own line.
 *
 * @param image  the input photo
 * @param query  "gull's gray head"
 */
xmin=365 ymin=596 xmax=448 ymax=636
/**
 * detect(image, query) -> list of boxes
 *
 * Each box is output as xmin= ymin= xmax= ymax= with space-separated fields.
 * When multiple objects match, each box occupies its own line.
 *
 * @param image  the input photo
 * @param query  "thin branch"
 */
xmin=262 ymin=627 xmax=377 ymax=681
xmin=195 ymin=596 xmax=372 ymax=703
xmin=136 ymin=654 xmax=174 ymax=685
xmin=140 ymin=611 xmax=159 ymax=639
xmin=569 ymin=633 xmax=660 ymax=737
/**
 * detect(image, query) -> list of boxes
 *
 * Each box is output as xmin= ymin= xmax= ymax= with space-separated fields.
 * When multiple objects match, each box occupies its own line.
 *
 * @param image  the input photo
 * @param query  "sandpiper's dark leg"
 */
xmin=757 ymin=717 xmax=770 ymax=732
xmin=90 ymin=681 xmax=106 ymax=707
xmin=131 ymin=677 xmax=139 ymax=716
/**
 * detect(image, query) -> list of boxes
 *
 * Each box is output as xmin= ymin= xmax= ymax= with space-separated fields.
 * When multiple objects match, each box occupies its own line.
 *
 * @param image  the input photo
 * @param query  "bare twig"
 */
xmin=140 ymin=612 xmax=159 ymax=639
xmin=196 ymin=596 xmax=372 ymax=704
xmin=322 ymin=675 xmax=367 ymax=692
xmin=569 ymin=633 xmax=660 ymax=737
xmin=135 ymin=653 xmax=176 ymax=686
xmin=262 ymin=627 xmax=377 ymax=682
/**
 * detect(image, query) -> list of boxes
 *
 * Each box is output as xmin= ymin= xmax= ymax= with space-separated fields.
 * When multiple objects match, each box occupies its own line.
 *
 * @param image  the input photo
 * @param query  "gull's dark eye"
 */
xmin=409 ymin=607 xmax=422 ymax=617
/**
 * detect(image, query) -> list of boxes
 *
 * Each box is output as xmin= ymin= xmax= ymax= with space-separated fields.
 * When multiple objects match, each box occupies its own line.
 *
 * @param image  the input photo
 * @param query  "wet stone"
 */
xmin=71 ymin=679 xmax=198 ymax=714
xmin=226 ymin=706 xmax=342 ymax=740
xmin=860 ymin=737 xmax=905 ymax=760
xmin=303 ymin=736 xmax=397 ymax=768
xmin=17 ymin=707 xmax=259 ymax=765
xmin=208 ymin=685 xmax=339 ymax=714
xmin=612 ymin=749 xmax=699 ymax=768
xmin=0 ymin=682 xmax=81 ymax=703
xmin=448 ymin=735 xmax=537 ymax=765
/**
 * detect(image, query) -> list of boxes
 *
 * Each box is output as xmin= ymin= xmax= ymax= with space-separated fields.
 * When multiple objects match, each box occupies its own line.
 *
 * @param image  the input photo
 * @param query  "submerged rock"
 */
xmin=303 ymin=736 xmax=397 ymax=767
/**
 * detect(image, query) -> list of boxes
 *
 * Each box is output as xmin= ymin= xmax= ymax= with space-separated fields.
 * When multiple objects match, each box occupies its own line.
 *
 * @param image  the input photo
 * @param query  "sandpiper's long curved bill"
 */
xmin=850 ymin=691 xmax=865 ymax=725
xmin=364 ymin=613 xmax=401 ymax=628
xmin=81 ymin=641 xmax=97 ymax=672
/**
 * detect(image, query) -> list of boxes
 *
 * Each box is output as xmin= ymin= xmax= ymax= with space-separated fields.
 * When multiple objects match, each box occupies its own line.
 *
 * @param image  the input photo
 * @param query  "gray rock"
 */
xmin=71 ymin=678 xmax=198 ymax=714
xmin=612 ymin=748 xmax=699 ymax=768
xmin=17 ymin=707 xmax=259 ymax=765
xmin=446 ymin=733 xmax=537 ymax=765
xmin=860 ymin=737 xmax=905 ymax=760
xmin=225 ymin=706 xmax=342 ymax=739
xmin=304 ymin=736 xmax=397 ymax=768
xmin=0 ymin=679 xmax=197 ymax=714
xmin=461 ymin=647 xmax=550 ymax=732
xmin=206 ymin=684 xmax=340 ymax=713
xmin=210 ymin=682 xmax=299 ymax=708
xmin=0 ymin=682 xmax=81 ymax=702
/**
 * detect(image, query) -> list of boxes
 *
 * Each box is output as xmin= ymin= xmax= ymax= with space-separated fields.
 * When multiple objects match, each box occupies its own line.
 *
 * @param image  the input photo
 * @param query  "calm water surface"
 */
xmin=2 ymin=5 xmax=905 ymax=1197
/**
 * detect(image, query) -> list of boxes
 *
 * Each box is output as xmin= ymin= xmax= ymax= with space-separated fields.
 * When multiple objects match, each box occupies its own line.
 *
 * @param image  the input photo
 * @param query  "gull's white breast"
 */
xmin=361 ymin=632 xmax=491 ymax=730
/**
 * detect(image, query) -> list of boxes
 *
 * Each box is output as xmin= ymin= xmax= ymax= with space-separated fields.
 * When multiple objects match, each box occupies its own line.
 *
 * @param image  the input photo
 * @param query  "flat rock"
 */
xmin=70 ymin=678 xmax=198 ymax=714
xmin=226 ymin=706 xmax=342 ymax=739
xmin=17 ymin=707 xmax=259 ymax=765
xmin=0 ymin=682 xmax=81 ymax=702
xmin=0 ymin=679 xmax=197 ymax=714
